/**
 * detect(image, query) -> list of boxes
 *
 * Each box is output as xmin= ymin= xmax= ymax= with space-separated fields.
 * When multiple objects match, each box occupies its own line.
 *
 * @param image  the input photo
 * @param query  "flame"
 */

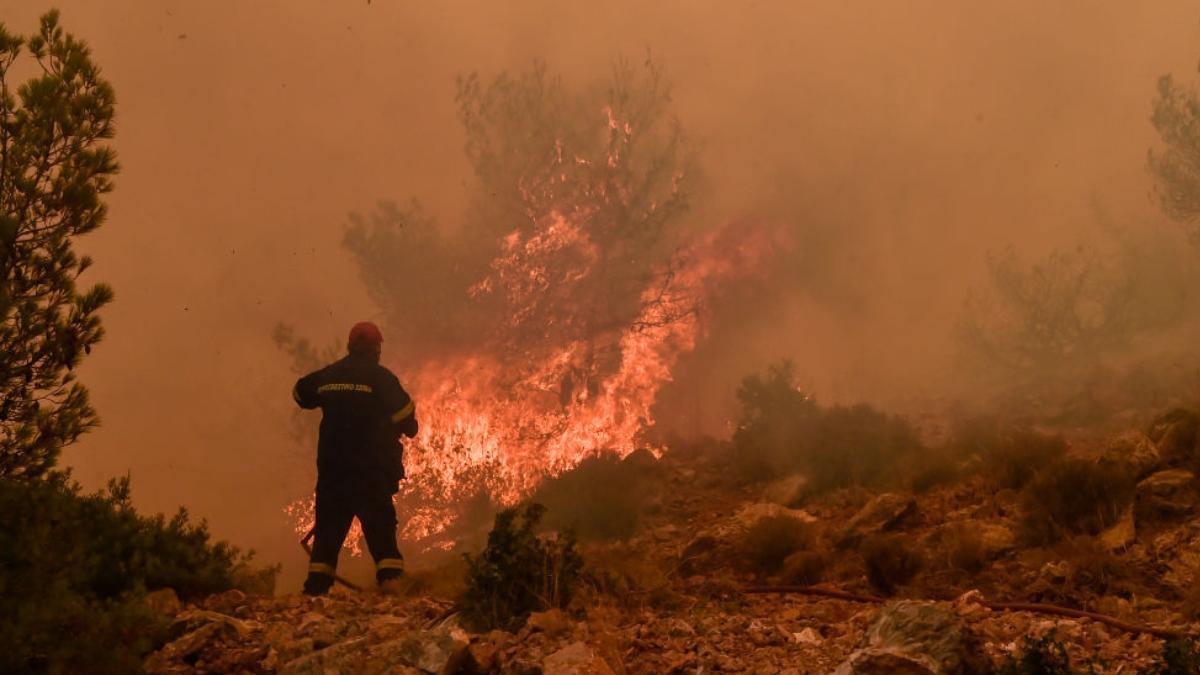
xmin=286 ymin=104 xmax=777 ymax=552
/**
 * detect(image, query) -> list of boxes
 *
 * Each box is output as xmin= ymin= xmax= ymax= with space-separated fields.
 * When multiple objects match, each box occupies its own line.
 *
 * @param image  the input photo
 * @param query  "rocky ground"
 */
xmin=143 ymin=417 xmax=1200 ymax=674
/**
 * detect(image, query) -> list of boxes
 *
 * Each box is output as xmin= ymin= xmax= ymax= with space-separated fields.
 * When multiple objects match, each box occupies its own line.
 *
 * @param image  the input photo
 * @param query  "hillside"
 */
xmin=141 ymin=409 xmax=1200 ymax=674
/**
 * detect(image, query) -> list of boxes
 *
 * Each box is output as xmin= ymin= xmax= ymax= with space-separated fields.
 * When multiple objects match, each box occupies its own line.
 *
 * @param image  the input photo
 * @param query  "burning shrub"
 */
xmin=460 ymin=503 xmax=583 ymax=632
xmin=737 ymin=515 xmax=817 ymax=576
xmin=731 ymin=361 xmax=923 ymax=492
xmin=860 ymin=533 xmax=924 ymax=596
xmin=532 ymin=451 xmax=661 ymax=541
xmin=0 ymin=473 xmax=254 ymax=672
xmin=1018 ymin=459 xmax=1135 ymax=545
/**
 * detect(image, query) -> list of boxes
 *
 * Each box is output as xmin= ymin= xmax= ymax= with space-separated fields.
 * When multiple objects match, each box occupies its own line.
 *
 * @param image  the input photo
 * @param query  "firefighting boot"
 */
xmin=303 ymin=563 xmax=336 ymax=596
xmin=376 ymin=557 xmax=404 ymax=583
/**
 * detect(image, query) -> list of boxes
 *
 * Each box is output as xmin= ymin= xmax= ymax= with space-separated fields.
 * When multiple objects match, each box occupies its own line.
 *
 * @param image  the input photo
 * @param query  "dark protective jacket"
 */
xmin=292 ymin=353 xmax=418 ymax=492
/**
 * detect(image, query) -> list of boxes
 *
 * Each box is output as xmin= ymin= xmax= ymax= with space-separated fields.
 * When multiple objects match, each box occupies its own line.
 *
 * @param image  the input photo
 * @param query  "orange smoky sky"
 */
xmin=0 ymin=1 xmax=1197 ymax=570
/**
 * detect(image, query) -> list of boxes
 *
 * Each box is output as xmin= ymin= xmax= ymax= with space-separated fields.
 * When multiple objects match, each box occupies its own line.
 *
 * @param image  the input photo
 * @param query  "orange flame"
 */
xmin=286 ymin=104 xmax=777 ymax=552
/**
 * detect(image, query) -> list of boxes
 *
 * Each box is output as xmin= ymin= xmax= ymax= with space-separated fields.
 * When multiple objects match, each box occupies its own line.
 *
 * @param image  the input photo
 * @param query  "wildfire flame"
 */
xmin=287 ymin=104 xmax=777 ymax=552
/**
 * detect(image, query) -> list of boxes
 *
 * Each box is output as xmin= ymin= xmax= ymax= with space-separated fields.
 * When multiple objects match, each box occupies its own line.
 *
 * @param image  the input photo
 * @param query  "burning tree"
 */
xmin=0 ymin=12 xmax=116 ymax=480
xmin=290 ymin=59 xmax=773 ymax=547
xmin=347 ymin=59 xmax=695 ymax=367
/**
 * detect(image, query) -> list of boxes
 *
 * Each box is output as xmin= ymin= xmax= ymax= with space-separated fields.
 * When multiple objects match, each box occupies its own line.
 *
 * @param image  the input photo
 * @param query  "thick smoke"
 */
xmin=6 ymin=1 xmax=1198 ymax=580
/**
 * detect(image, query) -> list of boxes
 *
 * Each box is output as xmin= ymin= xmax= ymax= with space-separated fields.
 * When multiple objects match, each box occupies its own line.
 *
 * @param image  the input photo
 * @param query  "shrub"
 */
xmin=730 ymin=361 xmax=821 ymax=482
xmin=998 ymin=634 xmax=1084 ymax=675
xmin=738 ymin=515 xmax=816 ymax=576
xmin=811 ymin=405 xmax=924 ymax=492
xmin=1141 ymin=638 xmax=1200 ymax=675
xmin=1181 ymin=583 xmax=1200 ymax=622
xmin=0 ymin=473 xmax=251 ymax=672
xmin=460 ymin=503 xmax=583 ymax=632
xmin=861 ymin=534 xmax=923 ymax=596
xmin=584 ymin=543 xmax=673 ymax=608
xmin=532 ymin=451 xmax=660 ymax=541
xmin=1058 ymin=537 xmax=1130 ymax=597
xmin=780 ymin=550 xmax=827 ymax=585
xmin=908 ymin=448 xmax=963 ymax=493
xmin=941 ymin=523 xmax=988 ymax=575
xmin=731 ymin=361 xmax=923 ymax=492
xmin=949 ymin=415 xmax=1069 ymax=490
xmin=1018 ymin=459 xmax=1135 ymax=545
xmin=989 ymin=429 xmax=1068 ymax=490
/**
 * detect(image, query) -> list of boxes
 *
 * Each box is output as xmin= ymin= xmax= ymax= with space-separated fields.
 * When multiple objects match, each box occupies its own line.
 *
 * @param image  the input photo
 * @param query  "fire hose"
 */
xmin=742 ymin=585 xmax=1190 ymax=641
xmin=300 ymin=527 xmax=363 ymax=592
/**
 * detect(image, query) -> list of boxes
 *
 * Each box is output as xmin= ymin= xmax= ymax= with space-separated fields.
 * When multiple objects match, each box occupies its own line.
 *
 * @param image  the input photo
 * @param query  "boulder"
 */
xmin=833 ymin=602 xmax=990 ymax=675
xmin=1098 ymin=431 xmax=1161 ymax=480
xmin=148 ymin=621 xmax=229 ymax=667
xmin=280 ymin=637 xmax=369 ymax=675
xmin=543 ymin=642 xmax=616 ymax=675
xmin=170 ymin=609 xmax=260 ymax=639
xmin=837 ymin=493 xmax=917 ymax=548
xmin=1147 ymin=408 xmax=1199 ymax=464
xmin=975 ymin=521 xmax=1017 ymax=558
xmin=1135 ymin=469 xmax=1198 ymax=520
xmin=835 ymin=649 xmax=942 ymax=674
xmin=926 ymin=520 xmax=1016 ymax=561
xmin=377 ymin=622 xmax=470 ymax=674
xmin=467 ymin=642 xmax=498 ymax=672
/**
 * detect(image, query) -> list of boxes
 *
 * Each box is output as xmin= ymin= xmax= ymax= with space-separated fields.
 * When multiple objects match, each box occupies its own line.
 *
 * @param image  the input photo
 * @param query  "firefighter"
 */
xmin=292 ymin=321 xmax=418 ymax=595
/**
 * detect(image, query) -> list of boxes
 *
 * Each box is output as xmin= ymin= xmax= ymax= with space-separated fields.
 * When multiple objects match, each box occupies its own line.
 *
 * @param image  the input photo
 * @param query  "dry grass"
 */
xmin=1018 ymin=459 xmax=1135 ymax=545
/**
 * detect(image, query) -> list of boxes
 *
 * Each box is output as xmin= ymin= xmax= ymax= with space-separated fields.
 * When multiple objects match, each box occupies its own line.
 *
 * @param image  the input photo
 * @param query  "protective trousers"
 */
xmin=303 ymin=483 xmax=404 ymax=595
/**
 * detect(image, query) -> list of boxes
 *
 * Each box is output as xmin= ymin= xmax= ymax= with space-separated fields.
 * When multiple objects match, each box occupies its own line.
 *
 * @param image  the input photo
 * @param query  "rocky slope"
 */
xmin=144 ymin=418 xmax=1200 ymax=674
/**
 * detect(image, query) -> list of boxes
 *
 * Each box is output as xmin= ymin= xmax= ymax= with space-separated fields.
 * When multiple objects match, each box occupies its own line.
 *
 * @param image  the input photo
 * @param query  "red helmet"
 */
xmin=348 ymin=321 xmax=383 ymax=352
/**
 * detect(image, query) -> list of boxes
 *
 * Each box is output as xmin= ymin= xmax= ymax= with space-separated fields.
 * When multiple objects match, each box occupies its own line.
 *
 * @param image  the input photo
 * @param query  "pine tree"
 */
xmin=0 ymin=11 xmax=116 ymax=480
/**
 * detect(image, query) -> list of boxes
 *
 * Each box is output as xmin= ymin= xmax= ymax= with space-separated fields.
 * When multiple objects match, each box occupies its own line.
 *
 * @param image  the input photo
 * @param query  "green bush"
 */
xmin=460 ymin=503 xmax=583 ymax=632
xmin=0 ymin=473 xmax=251 ymax=672
xmin=1018 ymin=459 xmax=1135 ymax=545
xmin=731 ymin=361 xmax=923 ymax=492
xmin=531 ymin=451 xmax=661 ymax=541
